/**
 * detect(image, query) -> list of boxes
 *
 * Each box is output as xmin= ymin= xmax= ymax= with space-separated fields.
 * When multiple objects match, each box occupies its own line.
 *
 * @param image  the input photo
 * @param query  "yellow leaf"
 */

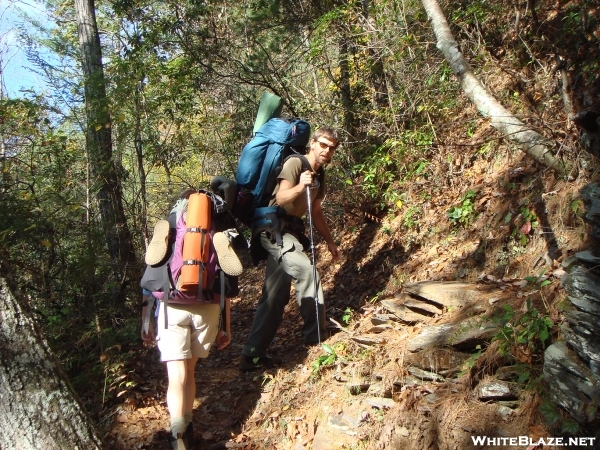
xmin=40 ymin=240 xmax=52 ymax=248
xmin=396 ymin=200 xmax=403 ymax=209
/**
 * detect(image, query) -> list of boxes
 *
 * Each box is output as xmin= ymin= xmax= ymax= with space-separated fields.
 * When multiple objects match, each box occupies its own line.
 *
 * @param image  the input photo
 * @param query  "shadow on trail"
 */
xmin=325 ymin=218 xmax=410 ymax=324
xmin=179 ymin=206 xmax=412 ymax=448
xmin=140 ymin=157 xmax=568 ymax=448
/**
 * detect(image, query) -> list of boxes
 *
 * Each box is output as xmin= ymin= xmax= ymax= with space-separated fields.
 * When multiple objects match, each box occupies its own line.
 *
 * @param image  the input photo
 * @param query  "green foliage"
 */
xmin=6 ymin=0 xmax=593 ymax=431
xmin=539 ymin=400 xmax=561 ymax=426
xmin=493 ymin=298 xmax=553 ymax=360
xmin=312 ymin=343 xmax=347 ymax=375
xmin=369 ymin=291 xmax=384 ymax=304
xmin=539 ymin=400 xmax=582 ymax=435
xmin=350 ymin=128 xmax=434 ymax=212
xmin=102 ymin=350 xmax=136 ymax=404
xmin=561 ymin=417 xmax=581 ymax=435
xmin=512 ymin=207 xmax=539 ymax=246
xmin=448 ymin=190 xmax=477 ymax=227
xmin=561 ymin=7 xmax=585 ymax=35
xmin=459 ymin=344 xmax=482 ymax=376
xmin=352 ymin=143 xmax=397 ymax=201
xmin=520 ymin=207 xmax=539 ymax=228
xmin=570 ymin=198 xmax=583 ymax=214
xmin=504 ymin=206 xmax=540 ymax=247
xmin=0 ymin=96 xmax=144 ymax=408
xmin=525 ymin=269 xmax=552 ymax=289
xmin=451 ymin=1 xmax=493 ymax=25
xmin=403 ymin=205 xmax=420 ymax=230
xmin=342 ymin=307 xmax=353 ymax=325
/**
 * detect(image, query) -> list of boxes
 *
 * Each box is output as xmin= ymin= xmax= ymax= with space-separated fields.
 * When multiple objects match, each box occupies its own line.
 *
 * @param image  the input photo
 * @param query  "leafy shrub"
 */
xmin=349 ymin=131 xmax=433 ymax=212
xmin=448 ymin=190 xmax=477 ymax=227
xmin=539 ymin=400 xmax=584 ymax=435
xmin=493 ymin=298 xmax=553 ymax=363
xmin=342 ymin=307 xmax=353 ymax=325
xmin=312 ymin=343 xmax=348 ymax=375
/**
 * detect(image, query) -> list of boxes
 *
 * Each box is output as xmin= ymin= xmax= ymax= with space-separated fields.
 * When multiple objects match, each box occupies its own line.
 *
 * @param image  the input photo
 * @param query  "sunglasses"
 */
xmin=316 ymin=140 xmax=338 ymax=151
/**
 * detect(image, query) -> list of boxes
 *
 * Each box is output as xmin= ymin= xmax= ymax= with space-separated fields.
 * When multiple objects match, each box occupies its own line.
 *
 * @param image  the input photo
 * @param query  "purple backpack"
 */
xmin=151 ymin=212 xmax=218 ymax=304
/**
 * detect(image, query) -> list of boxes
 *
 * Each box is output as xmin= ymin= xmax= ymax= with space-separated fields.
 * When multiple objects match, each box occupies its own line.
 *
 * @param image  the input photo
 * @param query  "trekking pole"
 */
xmin=305 ymin=184 xmax=321 ymax=345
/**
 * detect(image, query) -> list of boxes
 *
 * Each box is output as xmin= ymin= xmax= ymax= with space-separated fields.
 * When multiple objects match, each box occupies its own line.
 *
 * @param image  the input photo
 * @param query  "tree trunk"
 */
xmin=0 ymin=276 xmax=104 ymax=449
xmin=339 ymin=31 xmax=355 ymax=140
xmin=134 ymin=79 xmax=149 ymax=248
xmin=74 ymin=0 xmax=137 ymax=270
xmin=420 ymin=0 xmax=568 ymax=178
xmin=361 ymin=0 xmax=388 ymax=108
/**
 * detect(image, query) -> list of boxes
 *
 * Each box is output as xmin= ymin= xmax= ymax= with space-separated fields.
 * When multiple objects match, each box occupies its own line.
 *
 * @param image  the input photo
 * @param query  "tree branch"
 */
xmin=420 ymin=0 xmax=569 ymax=178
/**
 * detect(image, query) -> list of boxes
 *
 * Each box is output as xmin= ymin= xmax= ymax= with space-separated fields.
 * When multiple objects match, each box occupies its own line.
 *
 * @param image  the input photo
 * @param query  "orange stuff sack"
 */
xmin=179 ymin=192 xmax=212 ymax=291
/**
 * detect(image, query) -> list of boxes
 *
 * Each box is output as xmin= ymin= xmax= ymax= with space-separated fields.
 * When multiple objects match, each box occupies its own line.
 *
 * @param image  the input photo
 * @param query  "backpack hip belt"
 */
xmin=252 ymin=206 xmax=286 ymax=247
xmin=252 ymin=206 xmax=309 ymax=249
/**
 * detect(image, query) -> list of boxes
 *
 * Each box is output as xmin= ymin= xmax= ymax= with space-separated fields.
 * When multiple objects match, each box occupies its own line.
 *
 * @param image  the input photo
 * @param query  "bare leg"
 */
xmin=165 ymin=357 xmax=198 ymax=436
xmin=183 ymin=357 xmax=199 ymax=416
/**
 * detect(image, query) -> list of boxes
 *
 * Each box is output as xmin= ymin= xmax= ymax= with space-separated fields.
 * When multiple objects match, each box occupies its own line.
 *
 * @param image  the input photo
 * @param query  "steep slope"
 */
xmin=101 ymin=0 xmax=600 ymax=448
xmin=104 ymin=156 xmax=593 ymax=449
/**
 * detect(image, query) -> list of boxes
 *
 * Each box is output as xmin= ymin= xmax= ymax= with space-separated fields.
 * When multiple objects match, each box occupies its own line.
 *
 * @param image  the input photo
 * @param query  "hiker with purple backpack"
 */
xmin=141 ymin=188 xmax=242 ymax=449
xmin=239 ymin=126 xmax=341 ymax=371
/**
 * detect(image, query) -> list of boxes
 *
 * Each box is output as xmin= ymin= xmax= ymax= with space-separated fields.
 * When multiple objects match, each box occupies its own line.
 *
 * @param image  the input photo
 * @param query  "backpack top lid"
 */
xmin=255 ymin=117 xmax=311 ymax=149
xmin=236 ymin=117 xmax=311 ymax=189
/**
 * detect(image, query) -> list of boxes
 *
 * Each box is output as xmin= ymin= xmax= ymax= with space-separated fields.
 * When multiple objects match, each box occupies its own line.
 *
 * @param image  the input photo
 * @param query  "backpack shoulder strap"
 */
xmin=284 ymin=154 xmax=324 ymax=188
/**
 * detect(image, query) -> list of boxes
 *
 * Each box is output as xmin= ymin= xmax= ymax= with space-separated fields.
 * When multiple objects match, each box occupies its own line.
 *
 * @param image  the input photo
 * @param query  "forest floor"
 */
xmin=93 ymin=2 xmax=600 ymax=446
xmin=100 ymin=142 xmax=596 ymax=449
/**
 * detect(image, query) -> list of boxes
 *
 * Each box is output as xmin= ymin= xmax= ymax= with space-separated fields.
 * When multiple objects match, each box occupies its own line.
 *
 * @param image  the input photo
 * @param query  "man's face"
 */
xmin=311 ymin=136 xmax=338 ymax=165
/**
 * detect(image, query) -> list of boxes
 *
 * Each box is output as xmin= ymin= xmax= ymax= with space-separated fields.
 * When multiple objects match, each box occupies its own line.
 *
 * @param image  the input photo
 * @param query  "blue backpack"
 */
xmin=233 ymin=117 xmax=311 ymax=225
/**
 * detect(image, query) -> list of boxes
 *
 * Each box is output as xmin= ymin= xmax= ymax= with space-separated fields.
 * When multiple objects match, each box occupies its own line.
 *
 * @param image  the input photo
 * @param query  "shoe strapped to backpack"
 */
xmin=145 ymin=219 xmax=170 ymax=265
xmin=213 ymin=231 xmax=243 ymax=276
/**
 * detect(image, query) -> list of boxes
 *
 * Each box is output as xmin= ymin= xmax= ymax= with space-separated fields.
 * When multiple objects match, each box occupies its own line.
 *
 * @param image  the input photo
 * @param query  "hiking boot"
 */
xmin=145 ymin=219 xmax=170 ymax=265
xmin=239 ymin=354 xmax=282 ymax=372
xmin=213 ymin=231 xmax=243 ymax=276
xmin=304 ymin=329 xmax=332 ymax=347
xmin=182 ymin=422 xmax=194 ymax=448
xmin=168 ymin=433 xmax=187 ymax=450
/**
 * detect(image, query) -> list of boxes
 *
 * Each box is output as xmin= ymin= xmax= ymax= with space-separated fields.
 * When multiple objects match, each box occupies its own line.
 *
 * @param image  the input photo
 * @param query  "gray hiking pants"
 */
xmin=242 ymin=232 xmax=326 ymax=358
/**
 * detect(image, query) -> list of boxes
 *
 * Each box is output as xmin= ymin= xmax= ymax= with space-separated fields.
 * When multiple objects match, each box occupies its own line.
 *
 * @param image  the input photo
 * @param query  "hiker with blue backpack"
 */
xmin=140 ymin=188 xmax=243 ymax=449
xmin=239 ymin=126 xmax=341 ymax=371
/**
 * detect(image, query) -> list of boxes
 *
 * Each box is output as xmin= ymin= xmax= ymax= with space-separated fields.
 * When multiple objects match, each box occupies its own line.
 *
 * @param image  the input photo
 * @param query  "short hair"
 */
xmin=312 ymin=127 xmax=339 ymax=145
xmin=179 ymin=188 xmax=197 ymax=199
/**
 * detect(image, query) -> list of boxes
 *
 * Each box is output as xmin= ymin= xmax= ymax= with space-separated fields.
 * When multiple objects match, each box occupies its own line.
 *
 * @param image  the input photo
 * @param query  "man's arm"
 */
xmin=311 ymin=198 xmax=340 ymax=260
xmin=275 ymin=171 xmax=313 ymax=206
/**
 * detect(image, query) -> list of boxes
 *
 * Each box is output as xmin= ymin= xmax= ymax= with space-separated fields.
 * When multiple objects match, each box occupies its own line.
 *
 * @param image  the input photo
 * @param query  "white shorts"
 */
xmin=156 ymin=302 xmax=220 ymax=361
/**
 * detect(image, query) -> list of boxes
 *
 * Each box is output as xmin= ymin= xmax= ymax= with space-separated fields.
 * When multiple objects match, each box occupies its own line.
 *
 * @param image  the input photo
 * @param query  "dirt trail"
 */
xmin=104 ymin=163 xmax=585 ymax=449
xmin=105 ymin=255 xmax=348 ymax=449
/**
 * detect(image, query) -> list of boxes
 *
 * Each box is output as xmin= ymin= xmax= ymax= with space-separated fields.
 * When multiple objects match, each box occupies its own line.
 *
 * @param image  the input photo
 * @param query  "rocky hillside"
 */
xmin=104 ymin=168 xmax=598 ymax=449
xmin=100 ymin=0 xmax=600 ymax=448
